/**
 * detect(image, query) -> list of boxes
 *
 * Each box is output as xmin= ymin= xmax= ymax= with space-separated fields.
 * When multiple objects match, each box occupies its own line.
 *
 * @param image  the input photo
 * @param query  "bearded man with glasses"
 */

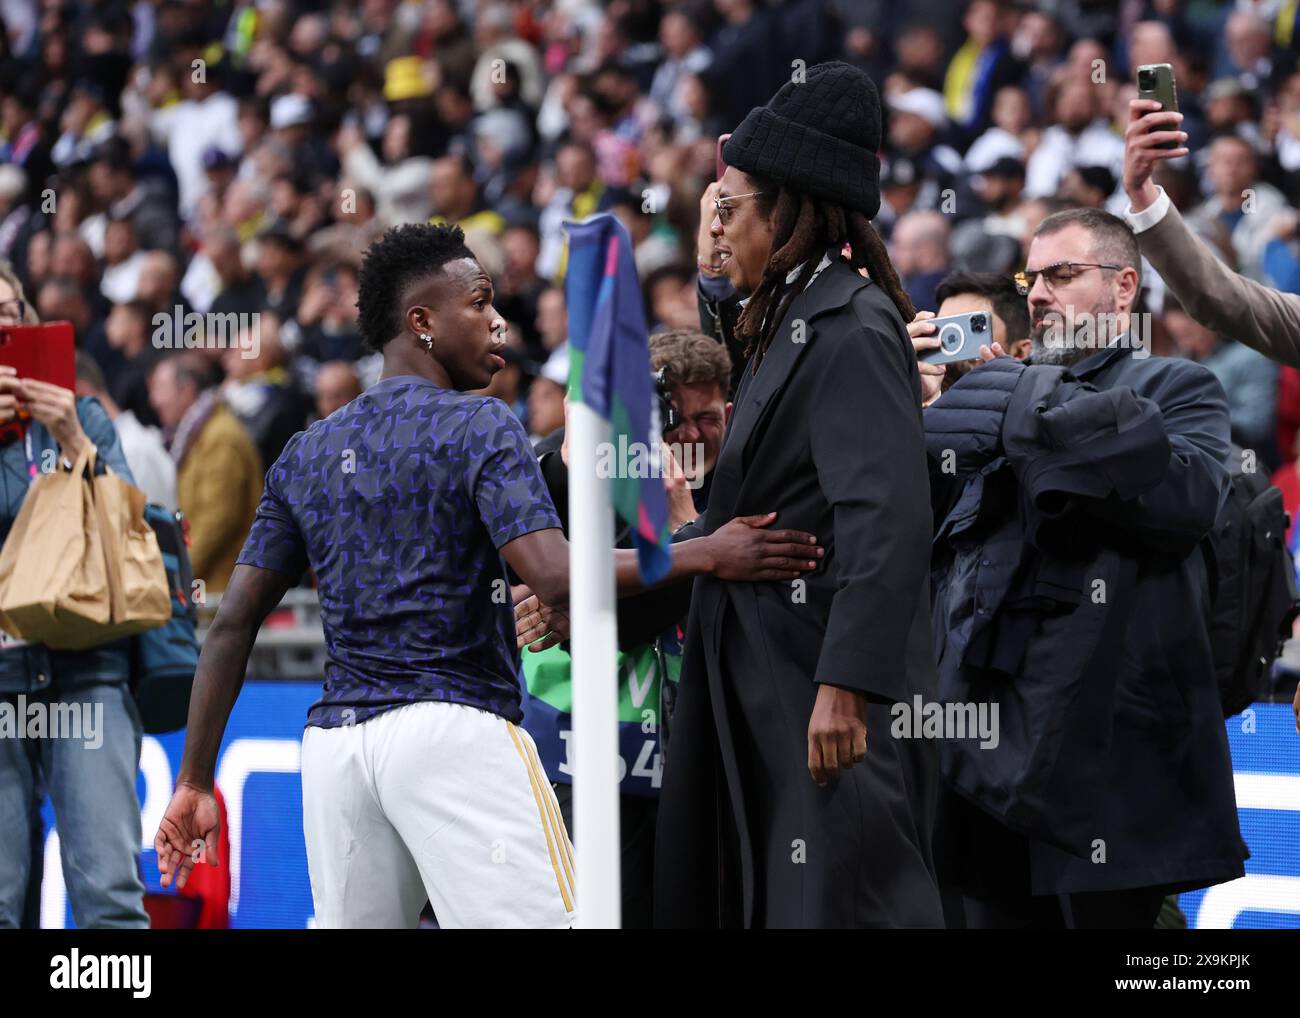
xmin=923 ymin=206 xmax=1247 ymax=928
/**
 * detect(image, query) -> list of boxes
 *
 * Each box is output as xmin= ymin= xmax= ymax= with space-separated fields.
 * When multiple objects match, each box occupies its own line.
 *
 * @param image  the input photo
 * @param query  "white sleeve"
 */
xmin=1123 ymin=185 xmax=1171 ymax=235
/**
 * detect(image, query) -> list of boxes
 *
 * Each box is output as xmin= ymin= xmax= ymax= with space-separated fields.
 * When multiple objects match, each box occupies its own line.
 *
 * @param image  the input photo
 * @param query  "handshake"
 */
xmin=511 ymin=511 xmax=826 ymax=652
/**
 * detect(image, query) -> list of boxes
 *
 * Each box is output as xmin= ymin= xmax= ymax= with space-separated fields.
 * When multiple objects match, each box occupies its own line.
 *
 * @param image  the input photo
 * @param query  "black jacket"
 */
xmin=655 ymin=258 xmax=944 ymax=928
xmin=926 ymin=346 xmax=1247 ymax=897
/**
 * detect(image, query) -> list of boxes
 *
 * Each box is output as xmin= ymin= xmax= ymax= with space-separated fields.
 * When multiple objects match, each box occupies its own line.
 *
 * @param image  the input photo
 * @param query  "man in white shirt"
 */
xmin=74 ymin=355 xmax=177 ymax=511
xmin=1025 ymin=79 xmax=1124 ymax=199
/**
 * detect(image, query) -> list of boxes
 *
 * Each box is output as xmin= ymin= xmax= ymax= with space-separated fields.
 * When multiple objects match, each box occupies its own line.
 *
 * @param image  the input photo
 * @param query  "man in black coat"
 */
xmin=926 ymin=208 xmax=1247 ymax=928
xmin=654 ymin=63 xmax=944 ymax=928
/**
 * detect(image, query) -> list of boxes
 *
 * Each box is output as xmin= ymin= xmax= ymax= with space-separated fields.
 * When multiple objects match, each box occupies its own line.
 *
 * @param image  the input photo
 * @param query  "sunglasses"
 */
xmin=1014 ymin=262 xmax=1123 ymax=294
xmin=713 ymin=190 xmax=766 ymax=226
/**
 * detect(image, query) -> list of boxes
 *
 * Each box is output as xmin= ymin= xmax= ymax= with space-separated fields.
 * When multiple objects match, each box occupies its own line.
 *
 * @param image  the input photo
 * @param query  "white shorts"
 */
xmin=300 ymin=701 xmax=576 ymax=928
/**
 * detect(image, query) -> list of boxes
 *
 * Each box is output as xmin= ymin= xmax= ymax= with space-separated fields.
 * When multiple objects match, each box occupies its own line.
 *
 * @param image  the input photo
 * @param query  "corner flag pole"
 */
xmin=563 ymin=212 xmax=670 ymax=930
xmin=567 ymin=399 xmax=622 ymax=929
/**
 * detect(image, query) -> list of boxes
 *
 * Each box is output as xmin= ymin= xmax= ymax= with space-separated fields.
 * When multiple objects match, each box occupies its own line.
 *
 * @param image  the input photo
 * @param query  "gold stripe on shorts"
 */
xmin=522 ymin=732 xmax=576 ymax=893
xmin=507 ymin=721 xmax=574 ymax=912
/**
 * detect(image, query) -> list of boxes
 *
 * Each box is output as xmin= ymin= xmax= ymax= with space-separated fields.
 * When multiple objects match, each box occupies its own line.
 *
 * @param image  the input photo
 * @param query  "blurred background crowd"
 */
xmin=5 ymin=0 xmax=1300 ymax=590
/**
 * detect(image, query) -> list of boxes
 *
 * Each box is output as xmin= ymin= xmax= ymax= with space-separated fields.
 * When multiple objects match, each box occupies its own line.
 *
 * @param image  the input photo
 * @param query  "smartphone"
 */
xmin=1136 ymin=63 xmax=1180 ymax=150
xmin=716 ymin=132 xmax=731 ymax=180
xmin=917 ymin=311 xmax=991 ymax=365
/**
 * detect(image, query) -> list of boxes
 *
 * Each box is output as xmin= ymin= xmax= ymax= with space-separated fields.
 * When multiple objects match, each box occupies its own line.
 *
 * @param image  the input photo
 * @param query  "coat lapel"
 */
xmin=712 ymin=261 xmax=872 ymax=510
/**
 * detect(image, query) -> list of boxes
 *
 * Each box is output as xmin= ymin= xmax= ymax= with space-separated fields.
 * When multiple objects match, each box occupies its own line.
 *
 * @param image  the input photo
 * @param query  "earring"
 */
xmin=419 ymin=333 xmax=433 ymax=351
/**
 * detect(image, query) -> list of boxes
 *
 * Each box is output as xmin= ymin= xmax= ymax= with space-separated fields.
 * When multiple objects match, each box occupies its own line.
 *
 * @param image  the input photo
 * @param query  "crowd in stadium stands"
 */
xmin=4 ymin=1 xmax=1300 ymax=576
xmin=7 ymin=0 xmax=1300 ymax=932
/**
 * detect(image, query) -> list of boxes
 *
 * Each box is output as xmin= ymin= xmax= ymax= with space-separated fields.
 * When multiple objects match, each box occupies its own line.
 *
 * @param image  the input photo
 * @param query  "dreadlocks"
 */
xmin=735 ymin=180 xmax=915 ymax=368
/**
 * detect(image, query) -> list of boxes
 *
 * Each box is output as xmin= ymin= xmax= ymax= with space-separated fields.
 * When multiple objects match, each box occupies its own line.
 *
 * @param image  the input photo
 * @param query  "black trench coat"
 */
xmin=653 ymin=258 xmax=945 ymax=928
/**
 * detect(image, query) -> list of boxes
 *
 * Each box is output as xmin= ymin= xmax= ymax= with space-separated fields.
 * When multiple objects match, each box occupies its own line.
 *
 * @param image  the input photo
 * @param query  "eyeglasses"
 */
xmin=713 ymin=190 xmax=766 ymax=227
xmin=0 ymin=298 xmax=26 ymax=322
xmin=1014 ymin=262 xmax=1123 ymax=294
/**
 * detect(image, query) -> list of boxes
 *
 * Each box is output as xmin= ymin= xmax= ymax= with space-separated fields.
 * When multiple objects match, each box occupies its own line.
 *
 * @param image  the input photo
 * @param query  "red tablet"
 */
xmin=0 ymin=321 xmax=76 ymax=390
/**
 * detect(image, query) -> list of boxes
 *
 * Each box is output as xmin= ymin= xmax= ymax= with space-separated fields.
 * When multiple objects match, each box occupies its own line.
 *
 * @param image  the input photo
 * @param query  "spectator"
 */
xmin=884 ymin=88 xmax=966 ymax=211
xmin=891 ymin=209 xmax=952 ymax=313
xmin=1025 ymin=78 xmax=1124 ymax=199
xmin=1060 ymin=165 xmax=1118 ymax=209
xmin=314 ymin=360 xmax=363 ymax=421
xmin=74 ymin=352 xmax=175 ymax=510
xmin=104 ymin=299 xmax=161 ymax=428
xmin=926 ymin=208 xmax=1245 ymax=928
xmin=495 ymin=221 xmax=546 ymax=357
xmin=308 ymin=185 xmax=384 ymax=268
xmin=85 ymin=135 xmax=179 ymax=253
xmin=649 ymin=328 xmax=732 ymax=512
xmin=220 ymin=310 xmax=309 ymax=470
xmin=1163 ymin=295 xmax=1278 ymax=462
xmin=910 ymin=269 xmax=1033 ymax=404
xmin=153 ymin=53 xmax=239 ymax=220
xmin=205 ymin=227 xmax=266 ymax=319
xmin=295 ymin=263 xmax=363 ymax=366
xmin=0 ymin=259 xmax=38 ymax=325
xmin=704 ymin=0 xmax=781 ymax=130
xmin=964 ymin=85 xmax=1034 ymax=174
xmin=943 ymin=0 xmax=1022 ymax=143
xmin=952 ymin=155 xmax=1027 ymax=253
xmin=1123 ymin=97 xmax=1300 ymax=373
xmin=650 ymin=9 xmax=712 ymax=123
xmin=1010 ymin=10 xmax=1066 ymax=121
xmin=534 ymin=284 xmax=568 ymax=353
xmin=428 ymin=151 xmax=505 ymax=236
xmin=1186 ymin=134 xmax=1288 ymax=282
xmin=98 ymin=218 xmax=146 ymax=305
xmin=1218 ymin=10 xmax=1278 ymax=92
xmin=135 ymin=249 xmax=183 ymax=316
xmin=336 ymin=113 xmax=436 ymax=228
xmin=536 ymin=141 xmax=614 ymax=282
xmin=527 ymin=345 xmax=567 ymax=444
xmin=254 ymin=225 xmax=306 ymax=320
xmin=643 ymin=263 xmax=700 ymax=333
xmin=0 ymin=330 xmax=148 ymax=930
xmin=147 ymin=352 xmax=263 ymax=595
xmin=50 ymin=79 xmax=115 ymax=169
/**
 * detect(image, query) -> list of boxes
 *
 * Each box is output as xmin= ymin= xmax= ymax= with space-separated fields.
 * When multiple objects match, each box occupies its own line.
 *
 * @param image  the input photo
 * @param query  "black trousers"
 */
xmin=945 ymin=884 xmax=1166 ymax=929
xmin=936 ymin=789 xmax=1166 ymax=930
xmin=554 ymin=784 xmax=658 ymax=929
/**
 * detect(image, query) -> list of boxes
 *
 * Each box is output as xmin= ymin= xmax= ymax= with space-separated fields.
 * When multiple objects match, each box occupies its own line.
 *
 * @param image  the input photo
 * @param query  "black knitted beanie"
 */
xmin=721 ymin=61 xmax=884 ymax=219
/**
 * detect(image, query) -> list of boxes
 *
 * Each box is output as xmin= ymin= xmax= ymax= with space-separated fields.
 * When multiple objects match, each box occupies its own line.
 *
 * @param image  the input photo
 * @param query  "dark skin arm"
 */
xmin=155 ymin=563 xmax=296 ymax=888
xmin=509 ymin=512 xmax=824 ymax=651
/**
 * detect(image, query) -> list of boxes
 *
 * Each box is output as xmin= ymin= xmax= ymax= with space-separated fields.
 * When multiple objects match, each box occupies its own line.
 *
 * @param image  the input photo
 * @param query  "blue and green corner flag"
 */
xmin=562 ymin=213 xmax=672 ymax=584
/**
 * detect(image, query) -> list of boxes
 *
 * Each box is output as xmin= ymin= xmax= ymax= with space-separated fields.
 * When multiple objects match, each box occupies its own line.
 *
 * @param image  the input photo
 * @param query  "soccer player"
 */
xmin=153 ymin=224 xmax=823 ymax=928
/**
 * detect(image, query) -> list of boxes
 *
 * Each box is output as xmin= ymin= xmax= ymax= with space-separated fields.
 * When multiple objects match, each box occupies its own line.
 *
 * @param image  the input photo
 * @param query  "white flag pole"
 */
xmin=567 ymin=398 xmax=622 ymax=929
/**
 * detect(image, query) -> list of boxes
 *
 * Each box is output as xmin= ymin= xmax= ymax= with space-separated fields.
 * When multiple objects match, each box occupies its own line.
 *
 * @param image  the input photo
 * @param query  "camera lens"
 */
xmin=1138 ymin=70 xmax=1153 ymax=89
xmin=972 ymin=313 xmax=987 ymax=332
